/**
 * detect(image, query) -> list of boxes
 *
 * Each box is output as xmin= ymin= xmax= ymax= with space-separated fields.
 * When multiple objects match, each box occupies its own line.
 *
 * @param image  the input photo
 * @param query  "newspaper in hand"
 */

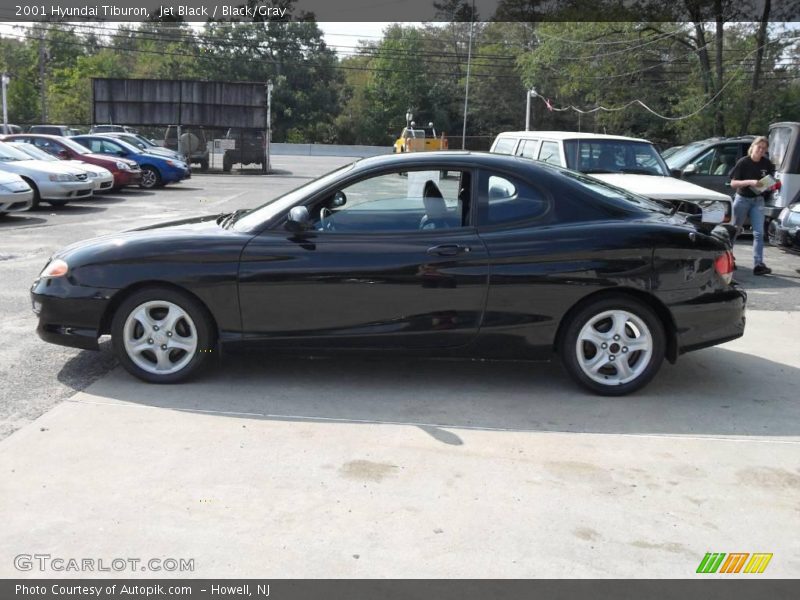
xmin=750 ymin=174 xmax=776 ymax=194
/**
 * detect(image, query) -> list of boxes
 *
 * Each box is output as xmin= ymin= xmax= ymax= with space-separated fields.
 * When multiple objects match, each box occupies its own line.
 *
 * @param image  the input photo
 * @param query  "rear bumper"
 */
xmin=673 ymin=286 xmax=747 ymax=355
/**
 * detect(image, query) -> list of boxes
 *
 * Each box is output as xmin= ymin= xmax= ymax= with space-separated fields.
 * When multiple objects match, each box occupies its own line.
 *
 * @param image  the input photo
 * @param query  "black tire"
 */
xmin=139 ymin=166 xmax=162 ymax=189
xmin=560 ymin=295 xmax=665 ymax=396
xmin=111 ymin=286 xmax=216 ymax=384
xmin=24 ymin=179 xmax=40 ymax=209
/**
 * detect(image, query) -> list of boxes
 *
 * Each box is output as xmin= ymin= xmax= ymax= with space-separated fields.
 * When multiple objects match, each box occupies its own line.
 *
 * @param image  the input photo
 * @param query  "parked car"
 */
xmin=0 ymin=171 xmax=34 ymax=216
xmin=29 ymin=125 xmax=74 ymax=137
xmin=491 ymin=131 xmax=733 ymax=224
xmin=766 ymin=122 xmax=800 ymax=222
xmin=164 ymin=126 xmax=208 ymax=170
xmin=767 ymin=201 xmax=800 ymax=249
xmin=3 ymin=134 xmax=142 ymax=190
xmin=90 ymin=124 xmax=138 ymax=134
xmin=660 ymin=145 xmax=683 ymax=159
xmin=103 ymin=132 xmax=183 ymax=161
xmin=0 ymin=141 xmax=93 ymax=207
xmin=222 ymin=128 xmax=264 ymax=172
xmin=31 ymin=152 xmax=744 ymax=395
xmin=664 ymin=136 xmax=756 ymax=197
xmin=7 ymin=141 xmax=115 ymax=192
xmin=72 ymin=135 xmax=190 ymax=189
xmin=0 ymin=124 xmax=23 ymax=135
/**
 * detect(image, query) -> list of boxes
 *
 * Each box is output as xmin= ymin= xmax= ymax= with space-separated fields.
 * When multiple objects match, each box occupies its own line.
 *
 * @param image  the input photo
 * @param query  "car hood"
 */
xmin=0 ymin=159 xmax=86 ymax=177
xmin=0 ymin=171 xmax=27 ymax=185
xmin=591 ymin=174 xmax=732 ymax=202
xmin=53 ymin=214 xmax=245 ymax=262
xmin=66 ymin=160 xmax=111 ymax=175
xmin=85 ymin=153 xmax=138 ymax=168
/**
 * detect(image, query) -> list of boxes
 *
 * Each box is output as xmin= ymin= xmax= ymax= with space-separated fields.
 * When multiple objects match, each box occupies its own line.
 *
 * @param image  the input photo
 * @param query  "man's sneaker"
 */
xmin=753 ymin=263 xmax=772 ymax=276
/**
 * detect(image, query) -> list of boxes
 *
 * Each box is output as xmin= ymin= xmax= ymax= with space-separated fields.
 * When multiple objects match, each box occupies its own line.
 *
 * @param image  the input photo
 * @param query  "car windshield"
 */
xmin=8 ymin=142 xmax=56 ymax=161
xmin=0 ymin=141 xmax=33 ymax=161
xmin=554 ymin=166 xmax=672 ymax=215
xmin=664 ymin=142 xmax=709 ymax=169
xmin=95 ymin=137 xmax=139 ymax=153
xmin=231 ymin=163 xmax=357 ymax=232
xmin=57 ymin=137 xmax=90 ymax=154
xmin=564 ymin=139 xmax=670 ymax=176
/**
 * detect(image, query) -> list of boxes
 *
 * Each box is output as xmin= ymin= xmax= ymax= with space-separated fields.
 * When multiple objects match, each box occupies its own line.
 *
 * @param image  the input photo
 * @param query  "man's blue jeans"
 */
xmin=732 ymin=194 xmax=765 ymax=267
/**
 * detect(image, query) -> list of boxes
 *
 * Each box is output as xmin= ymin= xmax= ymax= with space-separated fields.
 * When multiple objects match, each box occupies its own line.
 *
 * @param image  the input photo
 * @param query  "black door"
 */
xmin=238 ymin=168 xmax=489 ymax=348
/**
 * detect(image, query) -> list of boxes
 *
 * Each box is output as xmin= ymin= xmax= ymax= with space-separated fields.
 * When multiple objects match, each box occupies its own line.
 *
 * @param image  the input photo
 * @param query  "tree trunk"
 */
xmin=740 ymin=0 xmax=771 ymax=135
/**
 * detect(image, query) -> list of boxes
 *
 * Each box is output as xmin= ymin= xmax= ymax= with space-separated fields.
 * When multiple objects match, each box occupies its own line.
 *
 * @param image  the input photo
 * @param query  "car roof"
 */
xmin=351 ymin=150 xmax=551 ymax=172
xmin=495 ymin=131 xmax=648 ymax=143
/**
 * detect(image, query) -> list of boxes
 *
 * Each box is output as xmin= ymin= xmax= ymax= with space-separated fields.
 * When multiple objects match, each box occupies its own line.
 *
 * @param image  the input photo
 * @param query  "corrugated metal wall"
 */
xmin=92 ymin=79 xmax=267 ymax=129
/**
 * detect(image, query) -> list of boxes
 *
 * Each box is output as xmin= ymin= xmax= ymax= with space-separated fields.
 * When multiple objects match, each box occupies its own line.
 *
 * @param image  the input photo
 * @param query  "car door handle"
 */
xmin=427 ymin=244 xmax=471 ymax=256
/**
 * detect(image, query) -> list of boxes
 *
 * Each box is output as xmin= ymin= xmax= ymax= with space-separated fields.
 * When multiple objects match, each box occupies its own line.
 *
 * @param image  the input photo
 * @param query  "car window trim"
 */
xmin=257 ymin=164 xmax=480 ymax=237
xmin=475 ymin=166 xmax=557 ymax=232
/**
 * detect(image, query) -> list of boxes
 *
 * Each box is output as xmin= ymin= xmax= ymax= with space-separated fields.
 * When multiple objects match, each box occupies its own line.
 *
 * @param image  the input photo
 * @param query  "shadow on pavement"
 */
xmin=75 ymin=345 xmax=800 ymax=440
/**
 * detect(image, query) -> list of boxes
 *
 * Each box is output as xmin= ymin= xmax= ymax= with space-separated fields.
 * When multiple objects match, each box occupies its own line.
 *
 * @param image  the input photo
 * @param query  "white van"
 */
xmin=490 ymin=131 xmax=733 ymax=223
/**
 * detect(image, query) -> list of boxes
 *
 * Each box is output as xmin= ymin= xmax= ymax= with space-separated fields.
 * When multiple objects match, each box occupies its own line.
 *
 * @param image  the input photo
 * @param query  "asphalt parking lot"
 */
xmin=1 ymin=156 xmax=799 ymax=578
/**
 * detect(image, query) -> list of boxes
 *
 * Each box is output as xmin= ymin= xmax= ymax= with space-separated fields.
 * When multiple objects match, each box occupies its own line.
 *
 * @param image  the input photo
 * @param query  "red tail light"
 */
xmin=714 ymin=251 xmax=734 ymax=284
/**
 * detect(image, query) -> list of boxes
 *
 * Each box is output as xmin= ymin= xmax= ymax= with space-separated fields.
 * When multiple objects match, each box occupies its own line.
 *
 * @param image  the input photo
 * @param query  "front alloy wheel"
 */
xmin=139 ymin=166 xmax=161 ymax=189
xmin=561 ymin=296 xmax=665 ymax=395
xmin=112 ymin=288 xmax=215 ymax=383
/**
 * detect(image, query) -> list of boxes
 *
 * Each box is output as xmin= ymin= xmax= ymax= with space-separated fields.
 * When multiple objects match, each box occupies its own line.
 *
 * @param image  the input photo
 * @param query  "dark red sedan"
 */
xmin=2 ymin=134 xmax=141 ymax=190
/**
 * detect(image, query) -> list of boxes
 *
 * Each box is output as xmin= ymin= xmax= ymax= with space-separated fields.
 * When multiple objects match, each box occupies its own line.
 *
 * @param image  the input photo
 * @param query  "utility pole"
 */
xmin=460 ymin=0 xmax=475 ymax=150
xmin=39 ymin=24 xmax=47 ymax=123
xmin=265 ymin=80 xmax=273 ymax=174
xmin=525 ymin=88 xmax=536 ymax=131
xmin=2 ymin=74 xmax=9 ymax=134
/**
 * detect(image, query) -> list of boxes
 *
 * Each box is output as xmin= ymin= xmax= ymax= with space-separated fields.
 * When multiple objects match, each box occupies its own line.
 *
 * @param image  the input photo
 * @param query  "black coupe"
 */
xmin=32 ymin=152 xmax=745 ymax=395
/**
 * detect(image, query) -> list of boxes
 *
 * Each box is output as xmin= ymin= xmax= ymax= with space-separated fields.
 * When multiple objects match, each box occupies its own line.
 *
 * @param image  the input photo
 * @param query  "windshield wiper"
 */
xmin=218 ymin=209 xmax=249 ymax=229
xmin=582 ymin=169 xmax=616 ymax=174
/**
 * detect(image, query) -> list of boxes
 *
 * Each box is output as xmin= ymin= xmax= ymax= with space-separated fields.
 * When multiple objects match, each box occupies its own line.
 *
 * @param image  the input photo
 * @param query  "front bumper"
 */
xmin=39 ymin=180 xmax=95 ymax=200
xmin=673 ymin=286 xmax=747 ymax=355
xmin=113 ymin=170 xmax=142 ymax=187
xmin=0 ymin=189 xmax=34 ymax=213
xmin=92 ymin=173 xmax=115 ymax=191
xmin=31 ymin=277 xmax=113 ymax=351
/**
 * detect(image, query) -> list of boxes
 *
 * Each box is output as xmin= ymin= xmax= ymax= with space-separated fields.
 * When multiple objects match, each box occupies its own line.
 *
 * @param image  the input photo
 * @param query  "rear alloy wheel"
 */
xmin=139 ymin=166 xmax=162 ymax=189
xmin=561 ymin=297 xmax=665 ymax=396
xmin=111 ymin=287 xmax=215 ymax=383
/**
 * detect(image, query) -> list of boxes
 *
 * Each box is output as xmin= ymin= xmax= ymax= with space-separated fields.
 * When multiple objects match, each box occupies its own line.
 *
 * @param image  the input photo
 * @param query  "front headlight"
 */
xmin=40 ymin=258 xmax=68 ymax=278
xmin=116 ymin=161 xmax=132 ymax=171
xmin=48 ymin=173 xmax=77 ymax=182
xmin=778 ymin=207 xmax=790 ymax=222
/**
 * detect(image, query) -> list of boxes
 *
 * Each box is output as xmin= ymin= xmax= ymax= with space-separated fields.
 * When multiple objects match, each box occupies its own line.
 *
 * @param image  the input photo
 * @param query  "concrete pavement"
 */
xmin=1 ymin=310 xmax=798 ymax=578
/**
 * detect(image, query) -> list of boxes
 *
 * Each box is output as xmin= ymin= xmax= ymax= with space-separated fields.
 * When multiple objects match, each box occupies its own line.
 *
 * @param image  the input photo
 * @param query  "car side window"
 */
xmin=477 ymin=171 xmax=551 ymax=227
xmin=492 ymin=138 xmax=517 ymax=155
xmin=310 ymin=169 xmax=470 ymax=234
xmin=538 ymin=141 xmax=563 ymax=166
xmin=516 ymin=139 xmax=539 ymax=159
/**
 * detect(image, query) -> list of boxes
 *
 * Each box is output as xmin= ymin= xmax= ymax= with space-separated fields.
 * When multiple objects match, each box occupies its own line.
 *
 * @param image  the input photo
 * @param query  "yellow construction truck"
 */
xmin=393 ymin=117 xmax=449 ymax=153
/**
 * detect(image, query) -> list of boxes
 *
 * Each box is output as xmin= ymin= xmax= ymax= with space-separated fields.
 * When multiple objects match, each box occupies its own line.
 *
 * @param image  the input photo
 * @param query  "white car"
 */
xmin=7 ymin=141 xmax=115 ymax=192
xmin=491 ymin=131 xmax=733 ymax=224
xmin=0 ymin=141 xmax=94 ymax=207
xmin=0 ymin=171 xmax=34 ymax=215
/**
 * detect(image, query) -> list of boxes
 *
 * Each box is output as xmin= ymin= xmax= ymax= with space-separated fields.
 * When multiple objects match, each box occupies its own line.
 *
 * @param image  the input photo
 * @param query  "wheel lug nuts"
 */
xmin=622 ymin=347 xmax=628 ymax=353
xmin=601 ymin=343 xmax=607 ymax=349
xmin=153 ymin=325 xmax=159 ymax=331
xmin=609 ymin=355 xmax=615 ymax=361
xmin=613 ymin=335 xmax=620 ymax=340
xmin=161 ymin=344 xmax=167 ymax=350
xmin=147 ymin=338 xmax=153 ymax=344
xmin=167 ymin=332 xmax=172 ymax=337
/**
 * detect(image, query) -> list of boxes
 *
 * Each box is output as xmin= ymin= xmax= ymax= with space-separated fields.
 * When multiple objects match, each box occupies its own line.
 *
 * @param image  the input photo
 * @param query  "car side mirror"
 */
xmin=682 ymin=163 xmax=697 ymax=176
xmin=332 ymin=191 xmax=347 ymax=207
xmin=285 ymin=206 xmax=311 ymax=233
